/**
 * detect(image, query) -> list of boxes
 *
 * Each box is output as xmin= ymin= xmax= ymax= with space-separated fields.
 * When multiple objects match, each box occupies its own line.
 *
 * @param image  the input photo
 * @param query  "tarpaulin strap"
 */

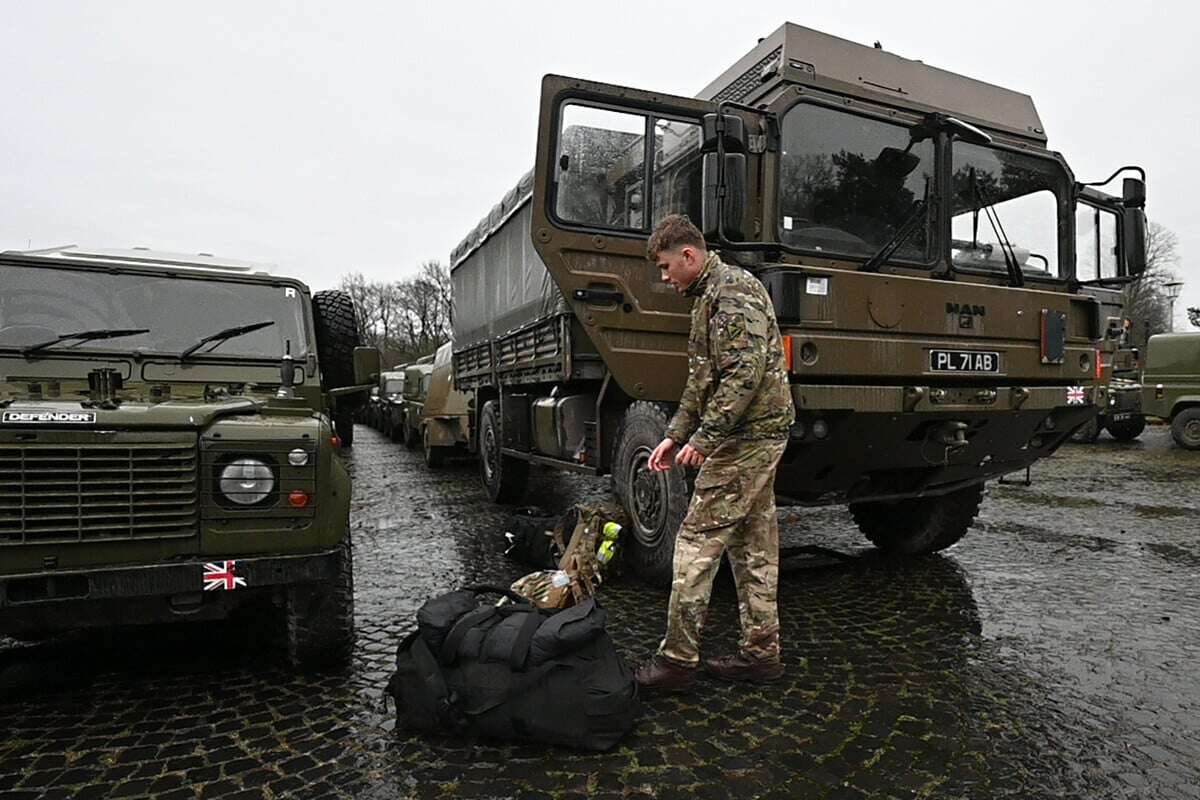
xmin=439 ymin=607 xmax=497 ymax=666
xmin=508 ymin=611 xmax=545 ymax=672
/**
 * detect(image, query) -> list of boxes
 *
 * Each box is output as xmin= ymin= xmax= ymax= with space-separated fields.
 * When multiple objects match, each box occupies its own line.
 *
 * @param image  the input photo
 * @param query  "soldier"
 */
xmin=633 ymin=215 xmax=795 ymax=693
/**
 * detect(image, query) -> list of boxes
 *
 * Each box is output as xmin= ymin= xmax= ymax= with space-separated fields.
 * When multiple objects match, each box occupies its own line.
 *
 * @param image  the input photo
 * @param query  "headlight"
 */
xmin=219 ymin=458 xmax=275 ymax=505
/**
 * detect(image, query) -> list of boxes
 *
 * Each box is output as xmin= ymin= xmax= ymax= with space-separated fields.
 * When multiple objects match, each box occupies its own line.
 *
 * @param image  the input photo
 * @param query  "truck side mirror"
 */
xmin=701 ymin=113 xmax=745 ymax=153
xmin=1122 ymin=176 xmax=1146 ymax=208
xmin=702 ymin=153 xmax=747 ymax=241
xmin=1123 ymin=208 xmax=1147 ymax=276
xmin=353 ymin=347 xmax=381 ymax=386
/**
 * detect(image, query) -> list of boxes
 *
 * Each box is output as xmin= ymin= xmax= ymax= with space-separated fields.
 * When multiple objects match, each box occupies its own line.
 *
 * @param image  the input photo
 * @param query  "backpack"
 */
xmin=385 ymin=585 xmax=639 ymax=751
xmin=503 ymin=507 xmax=569 ymax=570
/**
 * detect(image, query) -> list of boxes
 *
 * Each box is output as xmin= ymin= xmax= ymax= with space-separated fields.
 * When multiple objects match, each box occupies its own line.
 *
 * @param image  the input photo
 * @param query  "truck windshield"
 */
xmin=384 ymin=379 xmax=404 ymax=394
xmin=0 ymin=265 xmax=309 ymax=359
xmin=950 ymin=142 xmax=1067 ymax=279
xmin=778 ymin=104 xmax=935 ymax=262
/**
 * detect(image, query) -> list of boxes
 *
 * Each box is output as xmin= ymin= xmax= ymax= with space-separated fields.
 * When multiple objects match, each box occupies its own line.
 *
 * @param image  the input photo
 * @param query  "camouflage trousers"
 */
xmin=658 ymin=437 xmax=788 ymax=666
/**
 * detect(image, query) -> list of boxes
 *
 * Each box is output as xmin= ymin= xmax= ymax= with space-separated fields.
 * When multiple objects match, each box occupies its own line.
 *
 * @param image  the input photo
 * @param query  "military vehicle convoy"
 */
xmin=1141 ymin=332 xmax=1200 ymax=449
xmin=420 ymin=342 xmax=471 ymax=467
xmin=367 ymin=368 xmax=409 ymax=440
xmin=449 ymin=23 xmax=1147 ymax=582
xmin=399 ymin=359 xmax=434 ymax=448
xmin=0 ymin=246 xmax=377 ymax=669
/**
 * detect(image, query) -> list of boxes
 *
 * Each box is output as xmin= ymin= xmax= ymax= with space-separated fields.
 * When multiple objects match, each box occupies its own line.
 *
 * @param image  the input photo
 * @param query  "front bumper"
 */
xmin=0 ymin=549 xmax=338 ymax=610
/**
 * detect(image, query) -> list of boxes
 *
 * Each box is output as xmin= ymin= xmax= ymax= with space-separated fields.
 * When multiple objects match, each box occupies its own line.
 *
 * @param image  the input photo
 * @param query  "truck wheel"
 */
xmin=1170 ymin=408 xmax=1200 ymax=450
xmin=423 ymin=425 xmax=448 ymax=468
xmin=612 ymin=401 xmax=690 ymax=586
xmin=312 ymin=290 xmax=363 ymax=392
xmin=479 ymin=400 xmax=528 ymax=503
xmin=334 ymin=409 xmax=355 ymax=448
xmin=286 ymin=532 xmax=355 ymax=671
xmin=1069 ymin=416 xmax=1100 ymax=443
xmin=1106 ymin=416 xmax=1146 ymax=442
xmin=850 ymin=483 xmax=983 ymax=555
xmin=404 ymin=420 xmax=420 ymax=449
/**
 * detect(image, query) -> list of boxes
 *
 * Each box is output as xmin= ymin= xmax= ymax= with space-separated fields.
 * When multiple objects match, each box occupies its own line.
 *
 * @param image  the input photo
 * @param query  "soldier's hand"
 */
xmin=677 ymin=444 xmax=706 ymax=468
xmin=648 ymin=438 xmax=677 ymax=472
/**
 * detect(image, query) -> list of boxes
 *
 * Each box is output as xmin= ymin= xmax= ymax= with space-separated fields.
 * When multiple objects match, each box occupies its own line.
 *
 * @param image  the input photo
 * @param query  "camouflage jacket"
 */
xmin=665 ymin=251 xmax=794 ymax=454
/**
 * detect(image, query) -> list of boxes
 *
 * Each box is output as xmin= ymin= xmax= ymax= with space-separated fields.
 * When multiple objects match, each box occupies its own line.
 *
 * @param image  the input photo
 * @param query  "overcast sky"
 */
xmin=2 ymin=1 xmax=1197 ymax=325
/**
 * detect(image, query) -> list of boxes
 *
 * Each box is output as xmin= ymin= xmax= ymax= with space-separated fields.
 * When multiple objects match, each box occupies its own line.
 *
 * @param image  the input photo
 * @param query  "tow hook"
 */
xmin=931 ymin=421 xmax=969 ymax=450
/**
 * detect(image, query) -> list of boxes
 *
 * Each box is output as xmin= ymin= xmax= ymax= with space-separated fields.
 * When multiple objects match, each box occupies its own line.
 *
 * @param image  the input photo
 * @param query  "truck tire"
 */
xmin=1106 ymin=416 xmax=1146 ymax=442
xmin=612 ymin=401 xmax=690 ymax=586
xmin=334 ymin=409 xmax=355 ymax=448
xmin=404 ymin=419 xmax=420 ymax=449
xmin=285 ymin=533 xmax=355 ymax=671
xmin=423 ymin=424 xmax=448 ymax=468
xmin=1170 ymin=408 xmax=1200 ymax=450
xmin=479 ymin=400 xmax=528 ymax=503
xmin=850 ymin=483 xmax=983 ymax=555
xmin=1069 ymin=416 xmax=1101 ymax=443
xmin=312 ymin=290 xmax=363 ymax=392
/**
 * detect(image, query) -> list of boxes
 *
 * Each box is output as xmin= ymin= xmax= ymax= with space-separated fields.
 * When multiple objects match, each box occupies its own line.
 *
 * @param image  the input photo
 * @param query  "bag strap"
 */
xmin=439 ymin=607 xmax=497 ymax=665
xmin=508 ymin=611 xmax=545 ymax=672
xmin=462 ymin=584 xmax=530 ymax=604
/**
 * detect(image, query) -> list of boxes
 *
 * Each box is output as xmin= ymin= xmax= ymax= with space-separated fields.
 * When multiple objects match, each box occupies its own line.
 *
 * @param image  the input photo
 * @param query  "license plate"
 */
xmin=929 ymin=349 xmax=1001 ymax=373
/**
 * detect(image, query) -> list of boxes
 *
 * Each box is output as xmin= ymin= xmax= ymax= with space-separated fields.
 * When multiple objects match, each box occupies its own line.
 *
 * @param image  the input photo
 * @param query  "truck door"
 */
xmin=530 ymin=74 xmax=762 ymax=402
xmin=1075 ymin=189 xmax=1129 ymax=341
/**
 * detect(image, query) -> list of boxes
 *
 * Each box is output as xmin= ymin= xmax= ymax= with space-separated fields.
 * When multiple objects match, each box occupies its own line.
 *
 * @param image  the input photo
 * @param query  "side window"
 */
xmin=1099 ymin=208 xmax=1119 ymax=280
xmin=554 ymin=103 xmax=702 ymax=232
xmin=1075 ymin=205 xmax=1099 ymax=281
xmin=1074 ymin=204 xmax=1121 ymax=281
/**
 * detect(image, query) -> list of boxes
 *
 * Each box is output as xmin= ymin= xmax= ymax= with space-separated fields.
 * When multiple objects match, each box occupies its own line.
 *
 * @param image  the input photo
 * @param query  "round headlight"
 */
xmin=219 ymin=458 xmax=275 ymax=505
xmin=288 ymin=448 xmax=309 ymax=467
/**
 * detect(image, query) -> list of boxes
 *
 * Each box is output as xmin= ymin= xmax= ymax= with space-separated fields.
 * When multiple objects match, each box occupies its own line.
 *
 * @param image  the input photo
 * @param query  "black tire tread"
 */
xmin=1171 ymin=407 xmax=1200 ymax=450
xmin=285 ymin=532 xmax=355 ymax=671
xmin=1105 ymin=415 xmax=1146 ymax=442
xmin=312 ymin=290 xmax=363 ymax=392
xmin=850 ymin=483 xmax=983 ymax=555
xmin=479 ymin=400 xmax=528 ymax=503
xmin=611 ymin=400 xmax=690 ymax=586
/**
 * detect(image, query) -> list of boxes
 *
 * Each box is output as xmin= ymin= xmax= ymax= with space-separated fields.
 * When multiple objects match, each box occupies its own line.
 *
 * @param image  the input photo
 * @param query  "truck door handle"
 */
xmin=573 ymin=288 xmax=625 ymax=305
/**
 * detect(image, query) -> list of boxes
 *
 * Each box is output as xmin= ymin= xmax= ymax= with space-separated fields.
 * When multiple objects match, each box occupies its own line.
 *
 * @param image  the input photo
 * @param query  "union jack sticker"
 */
xmin=1066 ymin=386 xmax=1087 ymax=405
xmin=203 ymin=561 xmax=247 ymax=591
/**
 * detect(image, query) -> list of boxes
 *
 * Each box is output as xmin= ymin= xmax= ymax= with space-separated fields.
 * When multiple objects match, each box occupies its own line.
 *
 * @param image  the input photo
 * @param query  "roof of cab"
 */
xmin=2 ymin=245 xmax=280 ymax=277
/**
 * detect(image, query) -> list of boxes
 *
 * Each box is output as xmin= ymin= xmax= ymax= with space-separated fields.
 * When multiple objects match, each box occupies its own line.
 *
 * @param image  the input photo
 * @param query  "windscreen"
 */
xmin=778 ymin=104 xmax=935 ymax=261
xmin=950 ymin=143 xmax=1068 ymax=278
xmin=0 ymin=265 xmax=309 ymax=358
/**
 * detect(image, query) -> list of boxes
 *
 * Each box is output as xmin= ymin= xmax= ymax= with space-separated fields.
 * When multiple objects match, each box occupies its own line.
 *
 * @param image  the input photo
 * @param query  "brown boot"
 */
xmin=633 ymin=655 xmax=698 ymax=693
xmin=703 ymin=652 xmax=784 ymax=683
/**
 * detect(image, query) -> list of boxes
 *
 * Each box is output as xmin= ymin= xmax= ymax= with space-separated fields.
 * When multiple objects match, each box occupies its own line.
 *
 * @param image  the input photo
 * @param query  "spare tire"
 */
xmin=312 ymin=290 xmax=363 ymax=391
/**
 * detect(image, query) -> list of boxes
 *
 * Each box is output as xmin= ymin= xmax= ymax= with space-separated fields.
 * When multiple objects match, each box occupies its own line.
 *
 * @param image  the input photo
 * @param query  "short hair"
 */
xmin=646 ymin=214 xmax=706 ymax=260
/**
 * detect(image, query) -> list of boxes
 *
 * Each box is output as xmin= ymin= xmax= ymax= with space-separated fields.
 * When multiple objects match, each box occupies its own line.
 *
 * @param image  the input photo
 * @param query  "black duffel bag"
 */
xmin=503 ymin=507 xmax=568 ymax=570
xmin=386 ymin=585 xmax=638 ymax=751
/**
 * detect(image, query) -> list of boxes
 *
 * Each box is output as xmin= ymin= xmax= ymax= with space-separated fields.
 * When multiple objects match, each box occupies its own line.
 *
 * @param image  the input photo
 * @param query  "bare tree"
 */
xmin=335 ymin=262 xmax=453 ymax=368
xmin=1122 ymin=221 xmax=1180 ymax=345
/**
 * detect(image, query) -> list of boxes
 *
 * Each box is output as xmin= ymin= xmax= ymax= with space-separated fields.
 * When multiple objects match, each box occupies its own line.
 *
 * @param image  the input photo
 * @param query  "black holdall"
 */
xmin=385 ymin=585 xmax=639 ymax=751
xmin=503 ymin=507 xmax=571 ymax=570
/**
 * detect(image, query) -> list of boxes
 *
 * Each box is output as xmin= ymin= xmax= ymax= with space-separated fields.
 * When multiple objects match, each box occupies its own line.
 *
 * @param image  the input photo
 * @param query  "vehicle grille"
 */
xmin=0 ymin=435 xmax=199 ymax=544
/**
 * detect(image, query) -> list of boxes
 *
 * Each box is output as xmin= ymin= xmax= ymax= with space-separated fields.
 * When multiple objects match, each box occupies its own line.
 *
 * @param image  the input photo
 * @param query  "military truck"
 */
xmin=0 ymin=246 xmax=378 ymax=669
xmin=420 ymin=342 xmax=471 ymax=467
xmin=399 ymin=359 xmax=434 ymax=448
xmin=369 ymin=368 xmax=409 ymax=440
xmin=1070 ymin=184 xmax=1148 ymax=442
xmin=1141 ymin=332 xmax=1200 ymax=449
xmin=450 ymin=24 xmax=1146 ymax=582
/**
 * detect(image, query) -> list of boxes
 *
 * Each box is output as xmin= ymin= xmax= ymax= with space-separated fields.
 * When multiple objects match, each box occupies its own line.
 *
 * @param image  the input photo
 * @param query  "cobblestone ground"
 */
xmin=1 ymin=425 xmax=1197 ymax=799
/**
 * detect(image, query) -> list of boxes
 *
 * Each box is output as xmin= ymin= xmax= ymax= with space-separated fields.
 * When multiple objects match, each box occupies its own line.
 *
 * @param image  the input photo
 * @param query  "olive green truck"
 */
xmin=450 ymin=23 xmax=1148 ymax=583
xmin=0 ymin=246 xmax=377 ymax=669
xmin=1142 ymin=332 xmax=1200 ymax=450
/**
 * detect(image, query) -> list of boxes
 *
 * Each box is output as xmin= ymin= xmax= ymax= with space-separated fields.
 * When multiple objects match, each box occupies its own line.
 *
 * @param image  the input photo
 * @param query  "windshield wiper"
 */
xmin=22 ymin=328 xmax=150 ymax=358
xmin=860 ymin=199 xmax=928 ymax=274
xmin=179 ymin=321 xmax=275 ymax=361
xmin=970 ymin=168 xmax=1024 ymax=288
